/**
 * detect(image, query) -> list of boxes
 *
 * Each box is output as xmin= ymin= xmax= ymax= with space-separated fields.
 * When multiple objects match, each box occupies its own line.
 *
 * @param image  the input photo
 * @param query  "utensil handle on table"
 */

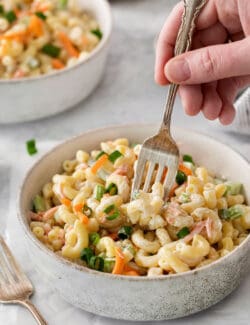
xmin=18 ymin=299 xmax=48 ymax=325
xmin=161 ymin=0 xmax=207 ymax=131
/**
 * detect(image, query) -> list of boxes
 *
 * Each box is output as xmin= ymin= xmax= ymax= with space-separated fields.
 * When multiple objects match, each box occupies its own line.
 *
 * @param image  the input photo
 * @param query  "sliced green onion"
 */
xmin=130 ymin=143 xmax=138 ymax=148
xmin=35 ymin=11 xmax=46 ymax=20
xmin=82 ymin=204 xmax=92 ymax=217
xmin=89 ymin=232 xmax=100 ymax=245
xmin=103 ymin=258 xmax=115 ymax=273
xmin=89 ymin=256 xmax=104 ymax=271
xmin=118 ymin=226 xmax=132 ymax=240
xmin=0 ymin=5 xmax=4 ymax=14
xmin=5 ymin=11 xmax=17 ymax=23
xmin=176 ymin=170 xmax=187 ymax=185
xmin=183 ymin=154 xmax=193 ymax=164
xmin=33 ymin=195 xmax=46 ymax=212
xmin=225 ymin=182 xmax=242 ymax=196
xmin=177 ymin=227 xmax=190 ymax=239
xmin=58 ymin=0 xmax=68 ymax=9
xmin=105 ymin=183 xmax=118 ymax=195
xmin=26 ymin=139 xmax=37 ymax=155
xmin=219 ymin=205 xmax=244 ymax=220
xmin=95 ymin=184 xmax=105 ymax=201
xmin=80 ymin=247 xmax=94 ymax=264
xmin=104 ymin=204 xmax=115 ymax=214
xmin=41 ymin=43 xmax=61 ymax=58
xmin=106 ymin=210 xmax=120 ymax=221
xmin=108 ymin=150 xmax=123 ymax=163
xmin=91 ymin=28 xmax=103 ymax=40
xmin=95 ymin=151 xmax=106 ymax=160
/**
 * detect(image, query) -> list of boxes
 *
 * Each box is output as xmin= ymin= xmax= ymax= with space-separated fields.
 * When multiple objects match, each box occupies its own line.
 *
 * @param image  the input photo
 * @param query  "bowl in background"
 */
xmin=18 ymin=124 xmax=250 ymax=321
xmin=0 ymin=0 xmax=112 ymax=124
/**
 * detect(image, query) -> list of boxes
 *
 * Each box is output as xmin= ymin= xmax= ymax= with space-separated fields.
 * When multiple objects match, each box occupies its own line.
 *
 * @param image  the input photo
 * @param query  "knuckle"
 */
xmin=200 ymin=49 xmax=217 ymax=77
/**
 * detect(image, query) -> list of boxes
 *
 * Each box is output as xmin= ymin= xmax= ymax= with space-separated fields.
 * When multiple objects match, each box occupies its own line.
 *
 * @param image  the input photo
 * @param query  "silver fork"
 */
xmin=0 ymin=235 xmax=47 ymax=325
xmin=131 ymin=0 xmax=207 ymax=200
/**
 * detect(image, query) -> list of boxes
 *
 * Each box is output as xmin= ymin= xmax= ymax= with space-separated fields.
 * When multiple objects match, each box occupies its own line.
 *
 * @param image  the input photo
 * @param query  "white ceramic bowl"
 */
xmin=18 ymin=124 xmax=250 ymax=321
xmin=0 ymin=0 xmax=112 ymax=124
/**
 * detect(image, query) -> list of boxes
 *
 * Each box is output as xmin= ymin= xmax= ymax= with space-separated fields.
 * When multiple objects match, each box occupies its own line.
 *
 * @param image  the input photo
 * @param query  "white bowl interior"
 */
xmin=19 ymin=125 xmax=250 ymax=231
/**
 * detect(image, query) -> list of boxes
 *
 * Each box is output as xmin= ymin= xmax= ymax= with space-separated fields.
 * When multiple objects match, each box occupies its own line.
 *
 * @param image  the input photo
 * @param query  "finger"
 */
xmin=179 ymin=85 xmax=203 ymax=116
xmin=201 ymin=82 xmax=223 ymax=120
xmin=196 ymin=0 xmax=218 ymax=30
xmin=192 ymin=22 xmax=227 ymax=49
xmin=164 ymin=38 xmax=250 ymax=85
xmin=219 ymin=104 xmax=236 ymax=125
xmin=155 ymin=2 xmax=183 ymax=85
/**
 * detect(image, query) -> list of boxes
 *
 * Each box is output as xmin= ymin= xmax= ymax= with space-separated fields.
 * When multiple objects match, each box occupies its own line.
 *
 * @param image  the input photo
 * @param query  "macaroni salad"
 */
xmin=29 ymin=138 xmax=250 ymax=276
xmin=0 ymin=0 xmax=102 ymax=78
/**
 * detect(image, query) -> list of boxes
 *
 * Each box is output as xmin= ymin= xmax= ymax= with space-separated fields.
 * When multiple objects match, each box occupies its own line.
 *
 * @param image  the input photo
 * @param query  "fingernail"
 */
xmin=165 ymin=59 xmax=191 ymax=83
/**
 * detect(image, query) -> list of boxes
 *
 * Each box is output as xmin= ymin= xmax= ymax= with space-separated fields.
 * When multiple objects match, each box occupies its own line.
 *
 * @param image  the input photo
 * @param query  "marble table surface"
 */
xmin=0 ymin=0 xmax=250 ymax=324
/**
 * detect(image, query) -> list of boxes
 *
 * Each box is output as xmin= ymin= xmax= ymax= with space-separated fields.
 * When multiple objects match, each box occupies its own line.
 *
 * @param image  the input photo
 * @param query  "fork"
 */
xmin=0 ymin=235 xmax=47 ymax=325
xmin=131 ymin=0 xmax=207 ymax=200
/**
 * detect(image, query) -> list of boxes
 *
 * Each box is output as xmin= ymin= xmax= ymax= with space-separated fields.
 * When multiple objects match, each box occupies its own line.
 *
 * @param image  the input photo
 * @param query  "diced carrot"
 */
xmin=73 ymin=203 xmax=84 ymax=213
xmin=91 ymin=154 xmax=108 ymax=174
xmin=79 ymin=213 xmax=89 ymax=225
xmin=28 ymin=15 xmax=44 ymax=38
xmin=51 ymin=58 xmax=65 ymax=70
xmin=169 ymin=183 xmax=179 ymax=198
xmin=123 ymin=270 xmax=140 ymax=276
xmin=58 ymin=31 xmax=79 ymax=58
xmin=123 ymin=264 xmax=138 ymax=272
xmin=108 ymin=232 xmax=118 ymax=240
xmin=61 ymin=198 xmax=71 ymax=207
xmin=179 ymin=164 xmax=193 ymax=176
xmin=112 ymin=247 xmax=125 ymax=275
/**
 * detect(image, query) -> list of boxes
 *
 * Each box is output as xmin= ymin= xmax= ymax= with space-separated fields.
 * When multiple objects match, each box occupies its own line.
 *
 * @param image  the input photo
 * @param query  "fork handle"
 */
xmin=161 ymin=0 xmax=207 ymax=130
xmin=18 ymin=299 xmax=47 ymax=325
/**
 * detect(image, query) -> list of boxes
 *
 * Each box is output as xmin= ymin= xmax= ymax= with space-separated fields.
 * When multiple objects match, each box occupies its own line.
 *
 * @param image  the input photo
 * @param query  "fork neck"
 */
xmin=160 ymin=83 xmax=179 ymax=132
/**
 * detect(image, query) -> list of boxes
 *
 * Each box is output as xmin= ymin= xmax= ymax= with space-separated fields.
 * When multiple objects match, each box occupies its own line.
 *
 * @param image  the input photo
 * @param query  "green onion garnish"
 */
xmin=183 ymin=154 xmax=193 ymax=164
xmin=104 ymin=204 xmax=115 ymax=214
xmin=104 ymin=258 xmax=115 ymax=273
xmin=177 ymin=227 xmax=190 ymax=239
xmin=118 ymin=226 xmax=132 ymax=240
xmin=41 ymin=44 xmax=61 ymax=58
xmin=95 ymin=151 xmax=106 ymax=160
xmin=58 ymin=0 xmax=68 ymax=9
xmin=82 ymin=204 xmax=92 ymax=217
xmin=176 ymin=170 xmax=187 ymax=185
xmin=108 ymin=150 xmax=123 ymax=163
xmin=26 ymin=139 xmax=38 ymax=155
xmin=224 ymin=182 xmax=242 ymax=196
xmin=106 ymin=211 xmax=120 ymax=221
xmin=5 ymin=11 xmax=17 ymax=23
xmin=105 ymin=183 xmax=118 ymax=195
xmin=35 ymin=11 xmax=46 ymax=20
xmin=89 ymin=256 xmax=104 ymax=271
xmin=91 ymin=28 xmax=103 ymax=40
xmin=131 ymin=143 xmax=138 ymax=148
xmin=80 ymin=247 xmax=94 ymax=264
xmin=33 ymin=195 xmax=46 ymax=212
xmin=0 ymin=5 xmax=4 ymax=14
xmin=89 ymin=232 xmax=100 ymax=245
xmin=219 ymin=206 xmax=244 ymax=220
xmin=95 ymin=184 xmax=105 ymax=201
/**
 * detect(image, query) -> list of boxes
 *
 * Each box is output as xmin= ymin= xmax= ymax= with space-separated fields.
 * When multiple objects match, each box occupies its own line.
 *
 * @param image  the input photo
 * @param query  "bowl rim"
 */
xmin=0 ymin=0 xmax=112 ymax=85
xmin=17 ymin=123 xmax=250 ymax=281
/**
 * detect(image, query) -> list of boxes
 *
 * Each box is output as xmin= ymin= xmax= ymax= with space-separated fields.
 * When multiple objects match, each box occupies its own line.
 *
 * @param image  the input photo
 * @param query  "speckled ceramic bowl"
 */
xmin=0 ymin=0 xmax=112 ymax=124
xmin=18 ymin=124 xmax=250 ymax=321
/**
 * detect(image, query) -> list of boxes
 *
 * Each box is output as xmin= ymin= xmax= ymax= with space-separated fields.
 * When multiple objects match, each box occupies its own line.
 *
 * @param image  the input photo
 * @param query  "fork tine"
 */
xmin=0 ymin=250 xmax=16 ymax=284
xmin=131 ymin=157 xmax=146 ymax=198
xmin=0 ymin=235 xmax=29 ymax=284
xmin=163 ymin=166 xmax=178 ymax=198
xmin=143 ymin=162 xmax=155 ymax=192
xmin=155 ymin=164 xmax=164 ymax=183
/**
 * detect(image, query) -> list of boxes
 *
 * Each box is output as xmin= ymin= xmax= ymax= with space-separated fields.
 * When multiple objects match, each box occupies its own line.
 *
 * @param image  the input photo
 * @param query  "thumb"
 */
xmin=164 ymin=37 xmax=250 ymax=84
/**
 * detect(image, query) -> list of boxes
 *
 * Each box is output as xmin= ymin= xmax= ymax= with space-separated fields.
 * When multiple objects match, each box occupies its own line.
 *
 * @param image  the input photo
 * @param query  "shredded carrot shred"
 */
xmin=79 ymin=213 xmax=89 ymax=225
xmin=58 ymin=31 xmax=79 ymax=58
xmin=112 ymin=247 xmax=125 ymax=275
xmin=123 ymin=270 xmax=140 ymax=276
xmin=123 ymin=264 xmax=138 ymax=272
xmin=52 ymin=58 xmax=65 ymax=70
xmin=61 ymin=198 xmax=71 ymax=207
xmin=179 ymin=164 xmax=192 ymax=176
xmin=108 ymin=233 xmax=118 ymax=240
xmin=169 ymin=183 xmax=179 ymax=198
xmin=28 ymin=15 xmax=44 ymax=38
xmin=73 ymin=203 xmax=84 ymax=213
xmin=91 ymin=154 xmax=108 ymax=174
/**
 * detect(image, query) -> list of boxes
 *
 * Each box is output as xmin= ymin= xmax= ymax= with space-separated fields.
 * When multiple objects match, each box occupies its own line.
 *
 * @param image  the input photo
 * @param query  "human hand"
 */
xmin=155 ymin=0 xmax=250 ymax=125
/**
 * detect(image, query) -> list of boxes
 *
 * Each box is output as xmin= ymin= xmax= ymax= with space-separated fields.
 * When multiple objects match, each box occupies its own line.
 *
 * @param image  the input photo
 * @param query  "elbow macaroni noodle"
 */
xmin=29 ymin=138 xmax=250 ymax=276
